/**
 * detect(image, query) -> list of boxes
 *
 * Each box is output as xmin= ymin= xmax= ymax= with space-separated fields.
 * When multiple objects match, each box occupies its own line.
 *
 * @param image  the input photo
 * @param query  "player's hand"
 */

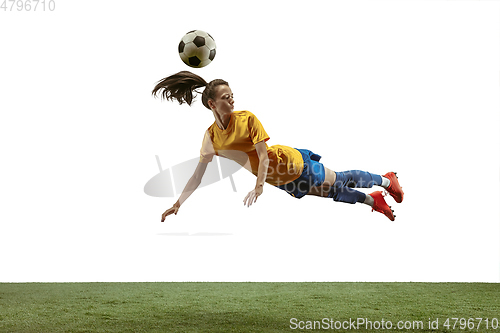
xmin=161 ymin=202 xmax=180 ymax=222
xmin=243 ymin=186 xmax=263 ymax=207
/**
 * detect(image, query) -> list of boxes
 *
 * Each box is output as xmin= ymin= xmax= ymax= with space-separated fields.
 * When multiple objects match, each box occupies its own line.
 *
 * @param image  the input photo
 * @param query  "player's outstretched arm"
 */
xmin=161 ymin=161 xmax=209 ymax=221
xmin=243 ymin=141 xmax=269 ymax=207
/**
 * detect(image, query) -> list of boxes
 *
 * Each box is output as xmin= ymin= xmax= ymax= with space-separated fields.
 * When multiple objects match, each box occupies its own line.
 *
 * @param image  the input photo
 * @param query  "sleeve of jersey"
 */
xmin=199 ymin=130 xmax=215 ymax=163
xmin=247 ymin=112 xmax=270 ymax=145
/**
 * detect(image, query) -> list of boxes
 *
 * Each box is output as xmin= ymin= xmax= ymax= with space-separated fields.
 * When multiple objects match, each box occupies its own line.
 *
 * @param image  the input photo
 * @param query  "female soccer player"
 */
xmin=153 ymin=71 xmax=404 ymax=222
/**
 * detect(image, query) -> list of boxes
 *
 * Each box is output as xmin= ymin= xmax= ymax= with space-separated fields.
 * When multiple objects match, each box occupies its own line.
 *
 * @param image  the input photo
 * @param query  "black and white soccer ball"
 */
xmin=178 ymin=30 xmax=216 ymax=68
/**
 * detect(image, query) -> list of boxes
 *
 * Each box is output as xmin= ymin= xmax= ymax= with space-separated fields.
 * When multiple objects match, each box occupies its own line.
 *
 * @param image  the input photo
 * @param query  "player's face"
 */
xmin=212 ymin=85 xmax=234 ymax=114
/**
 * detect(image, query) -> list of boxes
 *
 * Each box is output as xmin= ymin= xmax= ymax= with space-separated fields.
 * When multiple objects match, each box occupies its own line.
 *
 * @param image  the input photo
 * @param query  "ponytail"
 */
xmin=152 ymin=71 xmax=229 ymax=110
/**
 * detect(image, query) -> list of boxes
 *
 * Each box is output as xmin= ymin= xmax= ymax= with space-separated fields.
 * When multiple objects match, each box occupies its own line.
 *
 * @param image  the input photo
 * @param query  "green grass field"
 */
xmin=0 ymin=283 xmax=498 ymax=332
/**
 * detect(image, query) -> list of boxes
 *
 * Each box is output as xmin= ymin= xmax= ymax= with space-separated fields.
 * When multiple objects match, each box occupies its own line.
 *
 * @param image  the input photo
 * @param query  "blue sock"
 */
xmin=328 ymin=186 xmax=366 ymax=204
xmin=334 ymin=170 xmax=382 ymax=188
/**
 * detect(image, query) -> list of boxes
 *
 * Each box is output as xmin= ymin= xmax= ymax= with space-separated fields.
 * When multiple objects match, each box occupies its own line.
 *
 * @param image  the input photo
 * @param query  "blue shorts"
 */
xmin=275 ymin=148 xmax=326 ymax=199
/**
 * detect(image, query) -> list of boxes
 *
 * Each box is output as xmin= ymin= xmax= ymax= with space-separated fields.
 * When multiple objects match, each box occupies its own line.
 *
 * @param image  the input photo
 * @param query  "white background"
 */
xmin=0 ymin=0 xmax=498 ymax=282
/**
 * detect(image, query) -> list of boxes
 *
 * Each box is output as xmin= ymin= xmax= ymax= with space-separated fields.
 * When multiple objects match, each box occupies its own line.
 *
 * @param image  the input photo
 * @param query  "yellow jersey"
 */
xmin=199 ymin=111 xmax=304 ymax=186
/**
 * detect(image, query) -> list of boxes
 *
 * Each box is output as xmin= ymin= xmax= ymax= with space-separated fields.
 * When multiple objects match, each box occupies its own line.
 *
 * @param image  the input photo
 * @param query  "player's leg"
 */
xmin=320 ymin=168 xmax=403 ymax=203
xmin=307 ymin=167 xmax=336 ymax=197
xmin=307 ymin=186 xmax=330 ymax=197
xmin=308 ymin=167 xmax=395 ymax=221
xmin=308 ymin=167 xmax=372 ymax=205
xmin=333 ymin=170 xmax=384 ymax=188
xmin=336 ymin=170 xmax=404 ymax=203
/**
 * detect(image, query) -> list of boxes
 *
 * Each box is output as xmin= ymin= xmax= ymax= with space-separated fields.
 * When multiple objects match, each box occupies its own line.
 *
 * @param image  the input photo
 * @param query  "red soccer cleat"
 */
xmin=383 ymin=172 xmax=404 ymax=203
xmin=370 ymin=191 xmax=395 ymax=221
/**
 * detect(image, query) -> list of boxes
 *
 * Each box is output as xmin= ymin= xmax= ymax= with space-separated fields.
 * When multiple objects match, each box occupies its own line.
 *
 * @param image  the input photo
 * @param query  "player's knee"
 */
xmin=328 ymin=186 xmax=359 ymax=204
xmin=328 ymin=186 xmax=366 ymax=204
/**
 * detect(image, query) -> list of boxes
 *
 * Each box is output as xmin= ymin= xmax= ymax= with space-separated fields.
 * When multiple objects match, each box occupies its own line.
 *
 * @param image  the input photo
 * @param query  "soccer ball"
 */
xmin=178 ymin=30 xmax=216 ymax=68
